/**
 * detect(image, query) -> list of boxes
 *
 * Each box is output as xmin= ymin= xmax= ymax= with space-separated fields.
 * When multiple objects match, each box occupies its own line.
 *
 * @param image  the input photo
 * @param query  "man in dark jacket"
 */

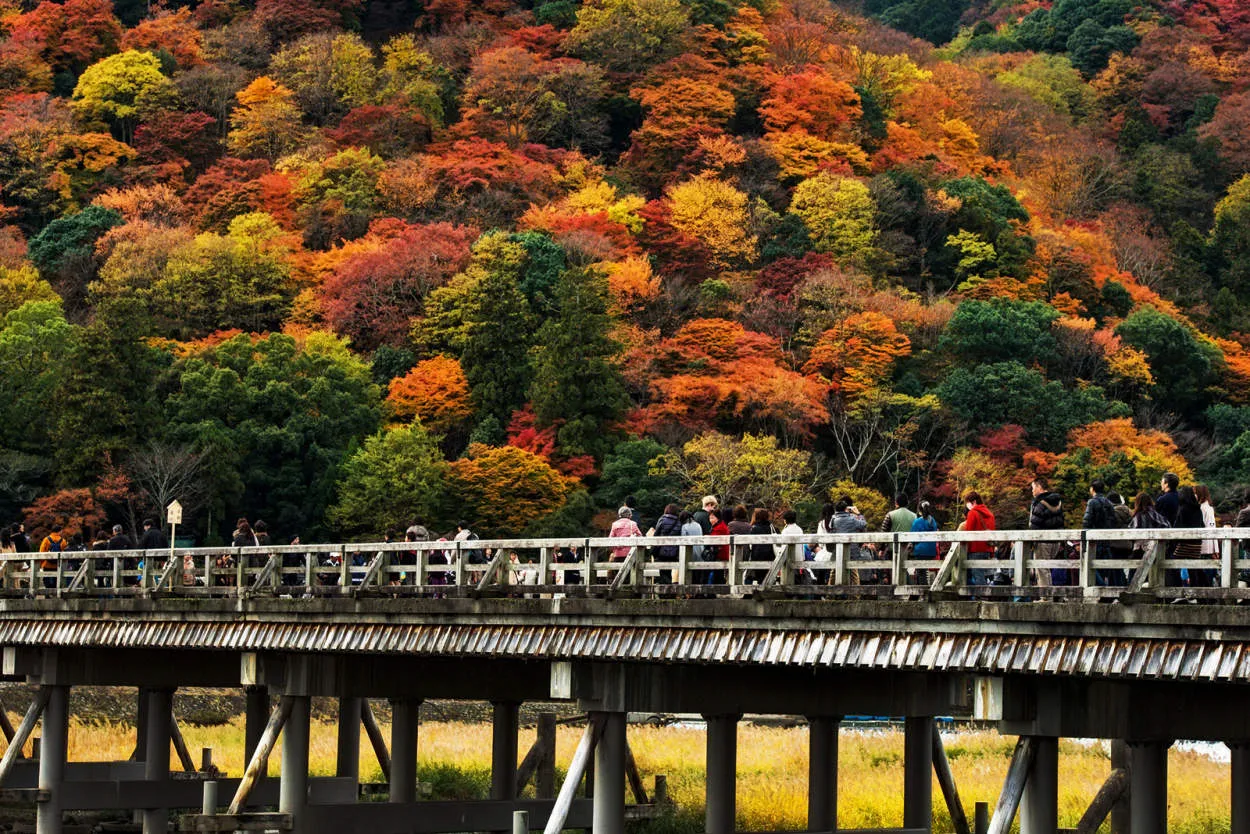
xmin=1029 ymin=478 xmax=1065 ymax=586
xmin=1084 ymin=480 xmax=1124 ymax=586
xmin=139 ymin=519 xmax=169 ymax=551
xmin=1156 ymin=472 xmax=1180 ymax=526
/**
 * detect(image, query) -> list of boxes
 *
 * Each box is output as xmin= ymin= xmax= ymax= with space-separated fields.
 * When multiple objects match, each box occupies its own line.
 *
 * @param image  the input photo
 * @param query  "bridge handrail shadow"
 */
xmin=2 ymin=528 xmax=1247 ymax=603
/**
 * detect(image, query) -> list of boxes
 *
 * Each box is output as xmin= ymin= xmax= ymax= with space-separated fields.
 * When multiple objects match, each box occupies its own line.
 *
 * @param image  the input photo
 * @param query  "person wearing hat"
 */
xmin=609 ymin=505 xmax=642 ymax=562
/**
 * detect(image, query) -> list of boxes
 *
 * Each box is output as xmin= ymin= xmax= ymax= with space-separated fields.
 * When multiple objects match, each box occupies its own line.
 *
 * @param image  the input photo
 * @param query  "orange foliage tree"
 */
xmin=445 ymin=444 xmax=576 ymax=536
xmin=803 ymin=311 xmax=911 ymax=399
xmin=386 ymin=356 xmax=474 ymax=434
xmin=637 ymin=318 xmax=827 ymax=440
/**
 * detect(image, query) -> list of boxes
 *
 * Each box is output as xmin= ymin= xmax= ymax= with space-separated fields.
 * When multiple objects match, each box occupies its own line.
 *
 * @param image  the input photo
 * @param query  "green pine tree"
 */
xmin=529 ymin=267 xmax=628 ymax=459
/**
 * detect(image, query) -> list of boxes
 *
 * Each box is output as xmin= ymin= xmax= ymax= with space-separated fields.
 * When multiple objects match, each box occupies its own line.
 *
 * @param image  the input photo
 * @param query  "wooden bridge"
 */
xmin=1 ymin=528 xmax=1249 ymax=834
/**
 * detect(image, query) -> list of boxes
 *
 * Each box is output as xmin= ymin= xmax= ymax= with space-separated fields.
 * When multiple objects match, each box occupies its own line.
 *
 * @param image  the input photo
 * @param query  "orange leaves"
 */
xmin=760 ymin=66 xmax=861 ymax=140
xmin=120 ymin=8 xmax=202 ymax=69
xmin=635 ymin=318 xmax=827 ymax=439
xmin=386 ymin=356 xmax=474 ymax=433
xmin=803 ymin=311 xmax=910 ymax=398
xmin=1065 ymin=418 xmax=1193 ymax=480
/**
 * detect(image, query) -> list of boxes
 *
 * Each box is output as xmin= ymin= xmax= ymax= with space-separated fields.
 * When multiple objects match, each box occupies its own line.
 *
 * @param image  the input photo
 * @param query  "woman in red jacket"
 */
xmin=962 ymin=490 xmax=997 ymax=586
xmin=706 ymin=508 xmax=731 ymax=586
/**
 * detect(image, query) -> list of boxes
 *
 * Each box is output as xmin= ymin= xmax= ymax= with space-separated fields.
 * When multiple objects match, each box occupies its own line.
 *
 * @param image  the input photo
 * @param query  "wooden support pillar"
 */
xmin=142 ymin=688 xmax=173 ymax=834
xmin=492 ymin=701 xmax=520 ymax=801
xmin=904 ymin=717 xmax=934 ymax=832
xmin=280 ymin=696 xmax=310 ymax=832
xmin=593 ymin=712 xmax=626 ymax=834
xmin=244 ymin=685 xmax=270 ymax=777
xmin=336 ymin=697 xmax=361 ymax=781
xmin=1020 ymin=736 xmax=1058 ymax=834
xmin=390 ymin=698 xmax=421 ymax=804
xmin=806 ymin=716 xmax=839 ymax=833
xmin=1127 ymin=740 xmax=1167 ymax=834
xmin=134 ymin=686 xmax=149 ymax=762
xmin=36 ymin=685 xmax=68 ymax=834
xmin=537 ymin=713 xmax=557 ymax=799
xmin=704 ymin=714 xmax=739 ymax=834
xmin=1110 ymin=740 xmax=1130 ymax=834
xmin=1233 ymin=743 xmax=1250 ymax=834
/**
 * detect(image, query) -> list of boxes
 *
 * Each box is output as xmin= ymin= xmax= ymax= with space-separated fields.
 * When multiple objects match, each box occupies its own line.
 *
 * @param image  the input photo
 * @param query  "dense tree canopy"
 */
xmin=1 ymin=0 xmax=1248 ymax=543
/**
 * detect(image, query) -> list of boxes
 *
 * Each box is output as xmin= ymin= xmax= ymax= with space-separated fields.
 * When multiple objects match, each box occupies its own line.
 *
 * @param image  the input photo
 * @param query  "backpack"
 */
xmin=1088 ymin=496 xmax=1118 ymax=530
xmin=43 ymin=535 xmax=63 ymax=553
xmin=465 ymin=531 xmax=488 ymax=565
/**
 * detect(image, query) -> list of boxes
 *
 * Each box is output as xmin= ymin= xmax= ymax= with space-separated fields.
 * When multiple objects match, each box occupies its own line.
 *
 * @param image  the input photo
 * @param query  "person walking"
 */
xmin=1196 ymin=483 xmax=1219 ymax=587
xmin=609 ymin=507 xmax=643 ymax=562
xmin=1157 ymin=472 xmax=1181 ymax=526
xmin=962 ymin=491 xmax=996 ymax=587
xmin=1029 ymin=478 xmax=1066 ymax=586
xmin=880 ymin=494 xmax=917 ymax=533
xmin=1084 ymin=480 xmax=1125 ymax=586
xmin=680 ymin=510 xmax=704 ymax=583
xmin=1129 ymin=493 xmax=1170 ymax=568
xmin=1171 ymin=486 xmax=1207 ymax=588
xmin=909 ymin=501 xmax=939 ymax=585
xmin=832 ymin=498 xmax=869 ymax=583
xmin=746 ymin=508 xmax=776 ymax=584
xmin=648 ymin=504 xmax=683 ymax=583
xmin=706 ymin=508 xmax=730 ymax=585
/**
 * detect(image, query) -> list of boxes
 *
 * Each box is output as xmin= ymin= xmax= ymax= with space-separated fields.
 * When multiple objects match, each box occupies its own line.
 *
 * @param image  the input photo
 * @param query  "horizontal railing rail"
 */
xmin=2 ymin=528 xmax=1249 ymax=602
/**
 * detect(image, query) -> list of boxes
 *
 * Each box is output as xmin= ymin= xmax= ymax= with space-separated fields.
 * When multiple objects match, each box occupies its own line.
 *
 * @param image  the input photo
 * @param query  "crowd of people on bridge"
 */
xmin=4 ymin=472 xmax=1250 ymax=590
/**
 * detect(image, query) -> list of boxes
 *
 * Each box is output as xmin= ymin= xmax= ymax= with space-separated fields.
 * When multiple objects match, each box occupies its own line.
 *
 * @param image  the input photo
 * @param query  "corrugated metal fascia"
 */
xmin=1 ymin=620 xmax=1250 ymax=682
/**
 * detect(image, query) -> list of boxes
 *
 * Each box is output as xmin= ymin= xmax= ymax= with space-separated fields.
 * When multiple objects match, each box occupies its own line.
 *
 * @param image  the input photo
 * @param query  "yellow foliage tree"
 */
xmin=604 ymin=255 xmax=659 ymax=312
xmin=227 ymin=76 xmax=304 ymax=160
xmin=664 ymin=174 xmax=757 ymax=267
xmin=445 ymin=444 xmax=576 ymax=537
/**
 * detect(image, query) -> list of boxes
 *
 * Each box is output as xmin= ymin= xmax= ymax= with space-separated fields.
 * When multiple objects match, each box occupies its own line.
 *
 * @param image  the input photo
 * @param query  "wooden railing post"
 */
xmin=1222 ymin=538 xmax=1235 ymax=589
xmin=1079 ymin=532 xmax=1094 ymax=590
xmin=1012 ymin=541 xmax=1027 ymax=588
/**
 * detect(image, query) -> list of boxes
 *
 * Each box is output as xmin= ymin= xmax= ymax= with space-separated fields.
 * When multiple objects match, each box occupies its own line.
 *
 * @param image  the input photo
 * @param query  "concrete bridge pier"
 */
xmin=390 ymin=697 xmax=421 ymax=803
xmin=1127 ymin=740 xmax=1169 ymax=834
xmin=806 ymin=716 xmax=840 ymax=833
xmin=704 ymin=713 xmax=739 ymax=834
xmin=593 ymin=711 xmax=627 ymax=834
xmin=336 ymin=696 xmax=362 ymax=783
xmin=903 ymin=717 xmax=933 ymax=832
xmin=36 ymin=684 xmax=69 ymax=834
xmin=141 ymin=687 xmax=173 ymax=834
xmin=1232 ymin=742 xmax=1250 ymax=834
xmin=1019 ymin=736 xmax=1058 ymax=834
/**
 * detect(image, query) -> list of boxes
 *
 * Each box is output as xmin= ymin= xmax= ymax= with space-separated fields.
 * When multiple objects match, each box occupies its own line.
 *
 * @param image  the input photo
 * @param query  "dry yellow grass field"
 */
xmin=43 ymin=718 xmax=1231 ymax=832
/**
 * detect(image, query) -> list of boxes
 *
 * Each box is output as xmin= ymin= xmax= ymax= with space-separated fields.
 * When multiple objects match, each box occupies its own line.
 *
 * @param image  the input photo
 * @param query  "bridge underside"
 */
xmin=0 ymin=597 xmax=1248 ymax=834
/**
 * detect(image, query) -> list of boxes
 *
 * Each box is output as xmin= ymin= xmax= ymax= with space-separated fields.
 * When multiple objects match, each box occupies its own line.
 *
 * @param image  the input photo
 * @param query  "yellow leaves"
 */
xmin=763 ymin=131 xmax=869 ymax=181
xmin=604 ymin=255 xmax=659 ymax=313
xmin=664 ymin=173 xmax=756 ymax=267
xmin=564 ymin=181 xmax=646 ymax=232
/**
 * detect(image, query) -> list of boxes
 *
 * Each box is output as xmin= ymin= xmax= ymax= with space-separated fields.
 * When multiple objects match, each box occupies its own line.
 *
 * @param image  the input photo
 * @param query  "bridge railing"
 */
xmin=2 ymin=528 xmax=1248 ymax=602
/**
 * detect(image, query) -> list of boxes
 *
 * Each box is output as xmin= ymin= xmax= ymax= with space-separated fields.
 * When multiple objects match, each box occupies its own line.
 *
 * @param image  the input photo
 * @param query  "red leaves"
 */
xmin=319 ymin=220 xmax=477 ymax=350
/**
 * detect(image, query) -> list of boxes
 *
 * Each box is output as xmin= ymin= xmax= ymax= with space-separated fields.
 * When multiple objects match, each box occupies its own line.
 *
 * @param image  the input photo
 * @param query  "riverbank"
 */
xmin=25 ymin=714 xmax=1230 ymax=833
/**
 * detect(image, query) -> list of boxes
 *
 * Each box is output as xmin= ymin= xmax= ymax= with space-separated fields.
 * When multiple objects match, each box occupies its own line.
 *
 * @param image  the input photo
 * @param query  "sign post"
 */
xmin=167 ymin=501 xmax=182 ymax=585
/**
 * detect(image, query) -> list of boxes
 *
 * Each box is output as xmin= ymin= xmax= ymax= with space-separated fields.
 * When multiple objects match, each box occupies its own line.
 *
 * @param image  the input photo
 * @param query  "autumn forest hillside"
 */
xmin=3 ymin=0 xmax=1250 ymax=541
